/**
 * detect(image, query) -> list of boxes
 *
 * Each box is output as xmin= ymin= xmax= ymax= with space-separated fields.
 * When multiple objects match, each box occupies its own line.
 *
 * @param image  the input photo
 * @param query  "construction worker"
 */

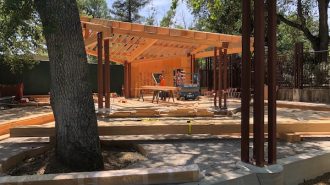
xmin=159 ymin=75 xmax=166 ymax=100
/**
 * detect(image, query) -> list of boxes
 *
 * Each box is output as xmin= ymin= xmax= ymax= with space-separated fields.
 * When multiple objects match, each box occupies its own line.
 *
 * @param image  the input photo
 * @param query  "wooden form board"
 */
xmin=10 ymin=121 xmax=330 ymax=138
xmin=0 ymin=113 xmax=54 ymax=136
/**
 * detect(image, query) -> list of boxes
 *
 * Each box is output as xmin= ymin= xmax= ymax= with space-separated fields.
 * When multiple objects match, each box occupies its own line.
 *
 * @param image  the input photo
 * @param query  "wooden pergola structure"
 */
xmin=80 ymin=16 xmax=253 ymax=109
xmin=80 ymin=9 xmax=277 ymax=168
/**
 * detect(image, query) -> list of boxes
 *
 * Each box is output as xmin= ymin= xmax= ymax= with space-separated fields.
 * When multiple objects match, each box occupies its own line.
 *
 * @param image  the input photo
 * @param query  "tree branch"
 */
xmin=277 ymin=14 xmax=318 ymax=44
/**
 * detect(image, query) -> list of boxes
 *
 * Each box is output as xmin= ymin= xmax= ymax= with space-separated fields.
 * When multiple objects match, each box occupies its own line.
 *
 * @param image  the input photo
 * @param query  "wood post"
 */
xmin=253 ymin=0 xmax=265 ymax=167
xmin=267 ymin=0 xmax=277 ymax=164
xmin=213 ymin=48 xmax=218 ymax=108
xmin=97 ymin=32 xmax=103 ymax=109
xmin=104 ymin=39 xmax=110 ymax=109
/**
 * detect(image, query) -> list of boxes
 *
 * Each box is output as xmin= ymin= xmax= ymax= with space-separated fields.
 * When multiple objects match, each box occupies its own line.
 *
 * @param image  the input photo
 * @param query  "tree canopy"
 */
xmin=77 ymin=0 xmax=110 ymax=18
xmin=0 ymin=0 xmax=44 ymax=74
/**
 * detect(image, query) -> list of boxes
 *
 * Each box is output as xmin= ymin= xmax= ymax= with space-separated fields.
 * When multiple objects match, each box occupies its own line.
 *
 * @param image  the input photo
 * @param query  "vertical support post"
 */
xmin=124 ymin=61 xmax=128 ymax=98
xmin=223 ymin=48 xmax=228 ymax=109
xmin=241 ymin=0 xmax=251 ymax=163
xmin=128 ymin=63 xmax=132 ymax=98
xmin=190 ymin=55 xmax=194 ymax=83
xmin=213 ymin=48 xmax=218 ymax=108
xmin=206 ymin=58 xmax=209 ymax=90
xmin=83 ymin=24 xmax=90 ymax=39
xmin=294 ymin=43 xmax=304 ymax=89
xmin=267 ymin=0 xmax=277 ymax=164
xmin=97 ymin=32 xmax=103 ymax=109
xmin=254 ymin=0 xmax=265 ymax=167
xmin=298 ymin=43 xmax=303 ymax=89
xmin=104 ymin=39 xmax=110 ymax=109
xmin=218 ymin=48 xmax=223 ymax=109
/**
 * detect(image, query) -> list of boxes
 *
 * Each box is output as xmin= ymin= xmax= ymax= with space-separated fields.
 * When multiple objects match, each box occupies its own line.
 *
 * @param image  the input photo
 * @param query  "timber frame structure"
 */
xmin=80 ymin=12 xmax=277 ymax=168
xmin=80 ymin=16 xmax=253 ymax=108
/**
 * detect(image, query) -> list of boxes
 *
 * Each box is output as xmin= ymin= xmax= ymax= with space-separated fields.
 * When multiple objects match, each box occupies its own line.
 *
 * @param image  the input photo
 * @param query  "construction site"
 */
xmin=0 ymin=2 xmax=330 ymax=184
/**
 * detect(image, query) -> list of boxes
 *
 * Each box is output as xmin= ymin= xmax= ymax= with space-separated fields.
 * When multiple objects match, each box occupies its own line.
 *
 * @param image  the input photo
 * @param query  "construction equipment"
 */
xmin=174 ymin=69 xmax=200 ymax=100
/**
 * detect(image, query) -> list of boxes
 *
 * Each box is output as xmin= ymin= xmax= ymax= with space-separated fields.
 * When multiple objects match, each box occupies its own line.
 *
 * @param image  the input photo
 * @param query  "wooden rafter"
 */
xmin=128 ymin=39 xmax=157 ymax=62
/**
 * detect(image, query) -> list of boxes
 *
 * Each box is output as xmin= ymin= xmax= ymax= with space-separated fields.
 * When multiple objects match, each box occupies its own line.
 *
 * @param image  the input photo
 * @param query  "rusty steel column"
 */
xmin=128 ymin=62 xmax=132 ymax=98
xmin=213 ymin=48 xmax=218 ymax=108
xmin=97 ymin=32 xmax=104 ymax=109
xmin=253 ymin=0 xmax=265 ymax=167
xmin=190 ymin=55 xmax=194 ymax=82
xmin=241 ymin=0 xmax=251 ymax=163
xmin=206 ymin=58 xmax=209 ymax=90
xmin=223 ymin=48 xmax=228 ymax=109
xmin=124 ymin=61 xmax=128 ymax=98
xmin=104 ymin=39 xmax=110 ymax=109
xmin=267 ymin=0 xmax=277 ymax=164
xmin=218 ymin=48 xmax=223 ymax=109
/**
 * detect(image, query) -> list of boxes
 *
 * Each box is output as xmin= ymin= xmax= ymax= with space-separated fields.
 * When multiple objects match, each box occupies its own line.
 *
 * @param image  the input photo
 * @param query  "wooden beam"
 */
xmin=81 ymin=20 xmax=243 ymax=48
xmin=191 ymin=45 xmax=209 ymax=54
xmin=128 ymin=39 xmax=157 ymax=62
xmin=86 ymin=49 xmax=124 ymax=64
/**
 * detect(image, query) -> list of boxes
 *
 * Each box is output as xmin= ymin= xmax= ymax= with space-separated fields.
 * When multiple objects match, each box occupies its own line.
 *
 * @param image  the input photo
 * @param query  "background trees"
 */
xmin=277 ymin=0 xmax=329 ymax=60
xmin=110 ymin=0 xmax=150 ymax=23
xmin=78 ymin=0 xmax=110 ymax=18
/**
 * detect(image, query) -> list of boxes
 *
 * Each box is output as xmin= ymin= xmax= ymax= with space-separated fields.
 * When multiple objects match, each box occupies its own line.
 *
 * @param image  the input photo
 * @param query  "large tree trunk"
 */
xmin=35 ymin=0 xmax=104 ymax=171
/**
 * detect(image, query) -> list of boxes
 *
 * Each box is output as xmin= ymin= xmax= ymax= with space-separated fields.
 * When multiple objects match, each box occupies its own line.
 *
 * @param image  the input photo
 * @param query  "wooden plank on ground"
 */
xmin=10 ymin=121 xmax=330 ymax=138
xmin=0 ymin=113 xmax=54 ymax=135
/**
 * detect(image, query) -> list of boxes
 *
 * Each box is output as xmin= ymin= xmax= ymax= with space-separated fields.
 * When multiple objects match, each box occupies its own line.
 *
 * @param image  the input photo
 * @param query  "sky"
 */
xmin=106 ymin=0 xmax=194 ymax=28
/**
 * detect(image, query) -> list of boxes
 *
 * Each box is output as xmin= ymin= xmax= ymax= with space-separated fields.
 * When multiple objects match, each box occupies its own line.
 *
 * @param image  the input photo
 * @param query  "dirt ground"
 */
xmin=300 ymin=172 xmax=330 ymax=185
xmin=7 ymin=144 xmax=146 ymax=176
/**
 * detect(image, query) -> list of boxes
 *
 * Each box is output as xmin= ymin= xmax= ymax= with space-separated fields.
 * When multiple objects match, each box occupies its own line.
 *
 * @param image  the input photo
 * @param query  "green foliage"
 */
xmin=186 ymin=0 xmax=241 ymax=34
xmin=110 ymin=0 xmax=150 ymax=23
xmin=0 ymin=0 xmax=45 ymax=74
xmin=160 ymin=0 xmax=179 ymax=27
xmin=77 ymin=0 xmax=110 ymax=18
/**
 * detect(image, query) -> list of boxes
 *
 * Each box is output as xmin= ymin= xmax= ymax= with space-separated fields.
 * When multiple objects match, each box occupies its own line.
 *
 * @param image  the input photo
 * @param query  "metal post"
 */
xmin=267 ymin=0 xmax=277 ymax=164
xmin=206 ymin=58 xmax=209 ymax=90
xmin=253 ymin=0 xmax=265 ymax=167
xmin=223 ymin=48 xmax=228 ymax=109
xmin=124 ymin=61 xmax=128 ymax=98
xmin=104 ymin=39 xmax=110 ymax=109
xmin=97 ymin=32 xmax=103 ymax=109
xmin=128 ymin=63 xmax=132 ymax=98
xmin=298 ymin=43 xmax=303 ymax=89
xmin=218 ymin=48 xmax=223 ymax=109
xmin=213 ymin=48 xmax=218 ymax=108
xmin=191 ymin=55 xmax=194 ymax=83
xmin=241 ymin=0 xmax=251 ymax=163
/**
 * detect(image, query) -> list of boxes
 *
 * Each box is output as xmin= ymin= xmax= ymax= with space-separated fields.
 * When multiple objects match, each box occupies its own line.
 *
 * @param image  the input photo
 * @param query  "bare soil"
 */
xmin=7 ymin=144 xmax=147 ymax=176
xmin=300 ymin=172 xmax=330 ymax=185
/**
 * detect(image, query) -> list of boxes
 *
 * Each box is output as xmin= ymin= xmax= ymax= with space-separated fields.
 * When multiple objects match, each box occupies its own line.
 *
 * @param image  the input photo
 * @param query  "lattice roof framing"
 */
xmin=80 ymin=17 xmax=253 ymax=64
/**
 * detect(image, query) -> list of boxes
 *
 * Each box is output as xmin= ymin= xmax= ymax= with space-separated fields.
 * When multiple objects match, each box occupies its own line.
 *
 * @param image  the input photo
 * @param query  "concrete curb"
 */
xmin=184 ymin=150 xmax=330 ymax=185
xmin=0 ymin=165 xmax=200 ymax=185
